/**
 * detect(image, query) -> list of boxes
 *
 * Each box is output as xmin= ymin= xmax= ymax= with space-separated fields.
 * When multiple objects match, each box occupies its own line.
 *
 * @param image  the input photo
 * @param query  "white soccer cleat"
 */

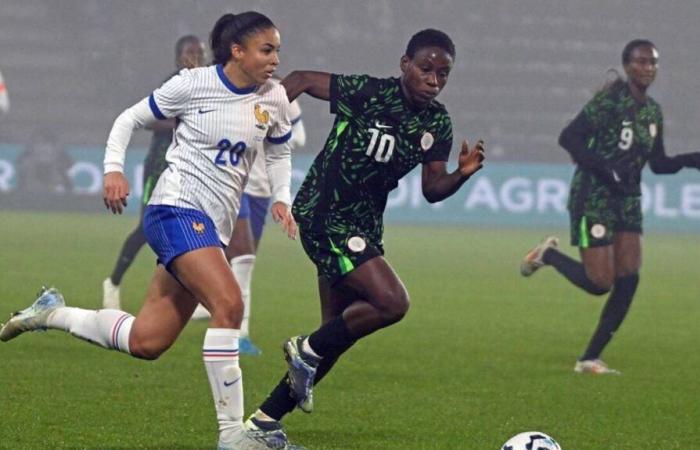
xmin=574 ymin=359 xmax=621 ymax=375
xmin=190 ymin=303 xmax=211 ymax=320
xmin=0 ymin=287 xmax=65 ymax=342
xmin=520 ymin=236 xmax=559 ymax=277
xmin=102 ymin=278 xmax=121 ymax=310
xmin=218 ymin=425 xmax=290 ymax=450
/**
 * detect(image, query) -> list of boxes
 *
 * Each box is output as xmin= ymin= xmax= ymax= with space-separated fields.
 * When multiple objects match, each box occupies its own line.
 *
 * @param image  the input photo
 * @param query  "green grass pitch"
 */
xmin=0 ymin=211 xmax=698 ymax=449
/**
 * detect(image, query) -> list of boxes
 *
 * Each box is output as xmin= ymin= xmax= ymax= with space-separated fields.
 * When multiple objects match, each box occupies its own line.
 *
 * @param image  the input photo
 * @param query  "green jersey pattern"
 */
xmin=141 ymin=128 xmax=172 ymax=205
xmin=567 ymin=82 xmax=661 ymax=246
xmin=569 ymin=81 xmax=663 ymax=200
xmin=293 ymin=74 xmax=453 ymax=247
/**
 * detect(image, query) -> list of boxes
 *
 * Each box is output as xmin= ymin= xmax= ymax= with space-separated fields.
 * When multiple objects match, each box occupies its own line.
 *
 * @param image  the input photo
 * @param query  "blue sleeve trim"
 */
xmin=266 ymin=130 xmax=292 ymax=144
xmin=149 ymin=94 xmax=166 ymax=120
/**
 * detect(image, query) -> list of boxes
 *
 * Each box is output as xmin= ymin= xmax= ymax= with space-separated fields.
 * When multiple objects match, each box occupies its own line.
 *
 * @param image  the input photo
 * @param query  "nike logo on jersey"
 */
xmin=374 ymin=121 xmax=392 ymax=129
xmin=198 ymin=108 xmax=216 ymax=114
xmin=622 ymin=120 xmax=632 ymax=126
xmin=223 ymin=377 xmax=241 ymax=387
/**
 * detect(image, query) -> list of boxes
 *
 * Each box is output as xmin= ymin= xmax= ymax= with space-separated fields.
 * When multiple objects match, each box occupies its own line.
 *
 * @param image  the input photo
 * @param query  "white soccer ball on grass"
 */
xmin=501 ymin=431 xmax=561 ymax=450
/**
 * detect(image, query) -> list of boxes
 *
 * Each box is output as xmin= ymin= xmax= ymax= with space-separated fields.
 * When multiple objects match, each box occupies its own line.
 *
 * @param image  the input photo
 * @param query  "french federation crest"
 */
xmin=649 ymin=123 xmax=657 ymax=138
xmin=254 ymin=104 xmax=270 ymax=130
xmin=192 ymin=222 xmax=206 ymax=234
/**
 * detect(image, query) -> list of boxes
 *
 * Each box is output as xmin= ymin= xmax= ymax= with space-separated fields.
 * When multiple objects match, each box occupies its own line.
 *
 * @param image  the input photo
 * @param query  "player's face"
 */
xmin=624 ymin=45 xmax=658 ymax=90
xmin=400 ymin=46 xmax=453 ymax=109
xmin=234 ymin=27 xmax=281 ymax=85
xmin=177 ymin=40 xmax=205 ymax=69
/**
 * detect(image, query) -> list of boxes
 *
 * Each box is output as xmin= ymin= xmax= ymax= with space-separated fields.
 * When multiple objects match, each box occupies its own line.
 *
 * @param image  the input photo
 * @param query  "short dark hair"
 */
xmin=175 ymin=35 xmax=200 ymax=59
xmin=622 ymin=39 xmax=656 ymax=65
xmin=405 ymin=29 xmax=455 ymax=60
xmin=210 ymin=12 xmax=275 ymax=65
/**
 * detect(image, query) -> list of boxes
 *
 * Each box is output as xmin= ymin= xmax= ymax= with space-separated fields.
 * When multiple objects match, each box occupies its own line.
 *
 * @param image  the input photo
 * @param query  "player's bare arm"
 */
xmin=421 ymin=139 xmax=485 ymax=203
xmin=281 ymin=70 xmax=331 ymax=102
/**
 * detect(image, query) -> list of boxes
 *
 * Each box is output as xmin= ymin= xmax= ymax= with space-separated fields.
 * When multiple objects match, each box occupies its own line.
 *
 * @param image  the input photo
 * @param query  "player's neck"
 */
xmin=222 ymin=62 xmax=257 ymax=91
xmin=627 ymin=81 xmax=648 ymax=102
xmin=398 ymin=79 xmax=428 ymax=111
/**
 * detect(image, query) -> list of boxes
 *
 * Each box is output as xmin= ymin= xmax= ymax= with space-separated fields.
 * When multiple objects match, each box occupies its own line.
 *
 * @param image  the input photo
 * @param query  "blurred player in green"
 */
xmin=244 ymin=29 xmax=486 ymax=441
xmin=102 ymin=35 xmax=205 ymax=309
xmin=521 ymin=39 xmax=700 ymax=374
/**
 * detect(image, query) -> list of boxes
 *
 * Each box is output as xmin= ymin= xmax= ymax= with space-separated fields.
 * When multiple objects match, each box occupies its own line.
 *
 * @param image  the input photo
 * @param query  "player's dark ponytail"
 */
xmin=210 ymin=11 xmax=276 ymax=65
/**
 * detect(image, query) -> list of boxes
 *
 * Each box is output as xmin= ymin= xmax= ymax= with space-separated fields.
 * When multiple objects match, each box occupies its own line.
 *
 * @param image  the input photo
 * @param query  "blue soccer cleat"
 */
xmin=0 ymin=287 xmax=65 ymax=342
xmin=283 ymin=336 xmax=321 ymax=413
xmin=239 ymin=336 xmax=262 ymax=356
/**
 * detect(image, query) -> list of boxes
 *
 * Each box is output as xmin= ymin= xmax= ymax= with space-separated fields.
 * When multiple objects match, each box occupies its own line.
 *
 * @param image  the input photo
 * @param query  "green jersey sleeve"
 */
xmin=330 ymin=74 xmax=386 ymax=117
xmin=422 ymin=109 xmax=453 ymax=163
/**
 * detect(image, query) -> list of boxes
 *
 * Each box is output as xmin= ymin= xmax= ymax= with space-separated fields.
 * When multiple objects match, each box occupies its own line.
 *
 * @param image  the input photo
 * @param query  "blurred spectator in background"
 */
xmin=15 ymin=130 xmax=73 ymax=194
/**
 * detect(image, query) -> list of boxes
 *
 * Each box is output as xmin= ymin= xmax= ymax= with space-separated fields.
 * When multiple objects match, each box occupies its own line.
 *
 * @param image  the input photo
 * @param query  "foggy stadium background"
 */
xmin=1 ymin=0 xmax=699 ymax=229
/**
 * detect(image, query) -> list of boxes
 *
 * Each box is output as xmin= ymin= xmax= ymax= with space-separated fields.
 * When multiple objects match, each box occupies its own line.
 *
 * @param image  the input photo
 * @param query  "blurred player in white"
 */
xmin=0 ymin=68 xmax=9 ymax=115
xmin=0 ymin=11 xmax=301 ymax=450
xmin=192 ymin=85 xmax=305 ymax=357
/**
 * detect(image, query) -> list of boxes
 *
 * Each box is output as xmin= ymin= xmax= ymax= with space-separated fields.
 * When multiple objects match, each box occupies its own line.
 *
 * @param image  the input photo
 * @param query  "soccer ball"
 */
xmin=501 ymin=431 xmax=561 ymax=450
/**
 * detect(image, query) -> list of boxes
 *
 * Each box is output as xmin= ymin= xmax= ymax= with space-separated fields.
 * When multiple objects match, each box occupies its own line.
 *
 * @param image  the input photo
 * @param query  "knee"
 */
xmin=587 ymin=273 xmax=614 ymax=296
xmin=129 ymin=339 xmax=169 ymax=361
xmin=208 ymin=296 xmax=244 ymax=328
xmin=380 ymin=289 xmax=410 ymax=324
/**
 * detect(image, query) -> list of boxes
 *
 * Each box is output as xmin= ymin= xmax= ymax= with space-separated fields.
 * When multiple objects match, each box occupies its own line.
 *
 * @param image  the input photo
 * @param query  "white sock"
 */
xmin=230 ymin=255 xmax=255 ymax=338
xmin=46 ymin=307 xmax=134 ymax=354
xmin=203 ymin=328 xmax=244 ymax=442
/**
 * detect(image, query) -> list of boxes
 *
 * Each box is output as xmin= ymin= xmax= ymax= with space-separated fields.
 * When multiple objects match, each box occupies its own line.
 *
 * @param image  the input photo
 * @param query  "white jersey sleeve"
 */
xmin=263 ymin=85 xmax=293 ymax=205
xmin=104 ymin=70 xmax=192 ymax=174
xmin=288 ymin=100 xmax=306 ymax=148
xmin=149 ymin=68 xmax=193 ymax=119
xmin=104 ymin=97 xmax=159 ymax=173
xmin=245 ymin=97 xmax=304 ymax=199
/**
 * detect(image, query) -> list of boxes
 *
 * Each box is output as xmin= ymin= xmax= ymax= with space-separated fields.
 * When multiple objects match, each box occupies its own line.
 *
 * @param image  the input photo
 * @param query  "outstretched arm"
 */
xmin=647 ymin=126 xmax=700 ymax=174
xmin=422 ymin=139 xmax=485 ymax=203
xmin=281 ymin=71 xmax=331 ymax=102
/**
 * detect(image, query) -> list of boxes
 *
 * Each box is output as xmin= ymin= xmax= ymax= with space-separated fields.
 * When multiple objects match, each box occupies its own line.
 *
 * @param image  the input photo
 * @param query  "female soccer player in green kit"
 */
xmin=521 ymin=39 xmax=700 ymax=375
xmin=244 ymin=29 xmax=487 ymax=444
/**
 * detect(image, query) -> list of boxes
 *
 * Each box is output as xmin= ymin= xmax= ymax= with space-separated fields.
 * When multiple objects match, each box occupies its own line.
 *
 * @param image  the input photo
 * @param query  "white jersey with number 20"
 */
xmin=104 ymin=64 xmax=292 ymax=244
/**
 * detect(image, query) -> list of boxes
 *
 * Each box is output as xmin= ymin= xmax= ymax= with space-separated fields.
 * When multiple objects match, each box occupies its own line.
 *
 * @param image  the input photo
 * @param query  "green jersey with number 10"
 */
xmin=293 ymin=74 xmax=453 ymax=243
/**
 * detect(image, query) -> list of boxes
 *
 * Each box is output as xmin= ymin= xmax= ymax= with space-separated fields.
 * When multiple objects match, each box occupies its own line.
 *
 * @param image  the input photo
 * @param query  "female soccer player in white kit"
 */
xmin=0 ymin=12 xmax=299 ymax=450
xmin=192 ymin=89 xmax=306 ymax=358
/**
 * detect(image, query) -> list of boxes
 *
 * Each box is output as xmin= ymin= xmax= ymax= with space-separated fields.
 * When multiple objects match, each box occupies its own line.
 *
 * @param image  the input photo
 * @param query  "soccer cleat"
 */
xmin=574 ymin=359 xmax=621 ymax=375
xmin=102 ymin=278 xmax=121 ymax=310
xmin=190 ymin=303 xmax=211 ymax=320
xmin=283 ymin=336 xmax=321 ymax=413
xmin=244 ymin=417 xmax=307 ymax=450
xmin=239 ymin=336 xmax=262 ymax=356
xmin=520 ymin=236 xmax=559 ymax=277
xmin=0 ymin=287 xmax=65 ymax=342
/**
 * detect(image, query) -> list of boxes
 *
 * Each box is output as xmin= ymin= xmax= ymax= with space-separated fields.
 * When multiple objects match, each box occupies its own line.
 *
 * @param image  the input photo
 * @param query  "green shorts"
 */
xmin=568 ymin=189 xmax=642 ymax=248
xmin=299 ymin=225 xmax=384 ymax=285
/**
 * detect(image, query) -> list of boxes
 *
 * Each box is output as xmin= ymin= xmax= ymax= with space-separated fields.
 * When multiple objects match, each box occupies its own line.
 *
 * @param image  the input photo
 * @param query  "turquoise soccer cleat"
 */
xmin=0 ymin=287 xmax=65 ymax=342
